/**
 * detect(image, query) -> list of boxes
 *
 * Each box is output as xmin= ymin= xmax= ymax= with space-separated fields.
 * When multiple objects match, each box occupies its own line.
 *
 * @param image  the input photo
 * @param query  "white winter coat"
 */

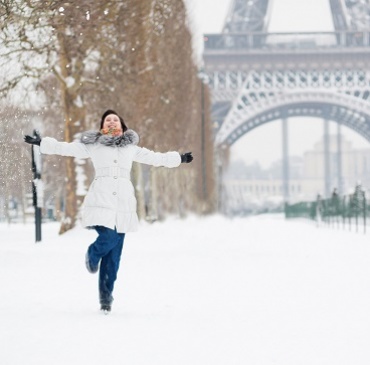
xmin=40 ymin=129 xmax=181 ymax=233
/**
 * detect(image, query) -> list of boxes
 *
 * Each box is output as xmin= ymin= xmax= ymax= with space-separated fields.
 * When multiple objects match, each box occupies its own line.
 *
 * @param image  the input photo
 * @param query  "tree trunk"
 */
xmin=148 ymin=167 xmax=158 ymax=222
xmin=59 ymin=87 xmax=87 ymax=234
xmin=59 ymin=105 xmax=86 ymax=233
xmin=131 ymin=163 xmax=146 ymax=221
xmin=56 ymin=21 xmax=87 ymax=234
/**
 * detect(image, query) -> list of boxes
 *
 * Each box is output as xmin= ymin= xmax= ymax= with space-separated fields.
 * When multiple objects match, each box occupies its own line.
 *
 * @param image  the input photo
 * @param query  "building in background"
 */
xmin=223 ymin=135 xmax=370 ymax=214
xmin=303 ymin=136 xmax=370 ymax=192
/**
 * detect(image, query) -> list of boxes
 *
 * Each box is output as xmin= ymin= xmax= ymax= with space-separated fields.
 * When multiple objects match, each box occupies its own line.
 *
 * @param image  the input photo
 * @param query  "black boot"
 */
xmin=100 ymin=292 xmax=113 ymax=314
xmin=100 ymin=304 xmax=111 ymax=314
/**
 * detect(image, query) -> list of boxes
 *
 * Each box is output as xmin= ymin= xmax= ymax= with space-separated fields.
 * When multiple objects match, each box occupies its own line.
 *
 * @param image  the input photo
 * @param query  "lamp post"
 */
xmin=198 ymin=69 xmax=209 ymax=201
xmin=31 ymin=130 xmax=43 ymax=242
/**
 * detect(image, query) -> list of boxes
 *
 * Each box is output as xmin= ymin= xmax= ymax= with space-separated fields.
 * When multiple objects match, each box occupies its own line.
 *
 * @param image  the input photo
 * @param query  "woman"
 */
xmin=24 ymin=109 xmax=193 ymax=314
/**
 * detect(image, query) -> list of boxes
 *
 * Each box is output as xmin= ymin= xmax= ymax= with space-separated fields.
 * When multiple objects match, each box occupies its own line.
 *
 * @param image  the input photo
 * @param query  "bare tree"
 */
xmin=0 ymin=105 xmax=34 ymax=223
xmin=1 ymin=1 xmax=134 ymax=232
xmin=0 ymin=0 xmax=216 ymax=230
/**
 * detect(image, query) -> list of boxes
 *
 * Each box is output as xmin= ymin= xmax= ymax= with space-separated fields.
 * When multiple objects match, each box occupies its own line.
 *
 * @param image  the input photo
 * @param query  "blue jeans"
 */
xmin=87 ymin=226 xmax=125 ymax=306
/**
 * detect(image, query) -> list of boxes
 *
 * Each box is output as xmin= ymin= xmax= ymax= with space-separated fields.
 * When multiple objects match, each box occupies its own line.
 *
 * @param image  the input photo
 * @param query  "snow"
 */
xmin=1 ymin=214 xmax=370 ymax=365
xmin=33 ymin=179 xmax=44 ymax=208
xmin=73 ymin=95 xmax=83 ymax=108
xmin=65 ymin=76 xmax=75 ymax=88
xmin=32 ymin=145 xmax=42 ymax=174
xmin=74 ymin=159 xmax=88 ymax=196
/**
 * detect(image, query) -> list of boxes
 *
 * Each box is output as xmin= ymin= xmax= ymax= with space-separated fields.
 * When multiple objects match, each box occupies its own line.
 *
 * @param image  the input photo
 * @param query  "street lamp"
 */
xmin=31 ymin=129 xmax=43 ymax=242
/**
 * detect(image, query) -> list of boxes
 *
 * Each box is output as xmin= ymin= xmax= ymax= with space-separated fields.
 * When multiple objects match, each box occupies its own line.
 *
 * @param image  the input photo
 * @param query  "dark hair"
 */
xmin=100 ymin=109 xmax=128 ymax=132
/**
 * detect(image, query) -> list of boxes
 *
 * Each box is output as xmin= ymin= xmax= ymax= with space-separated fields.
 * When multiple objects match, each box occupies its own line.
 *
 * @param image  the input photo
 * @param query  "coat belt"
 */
xmin=95 ymin=167 xmax=130 ymax=179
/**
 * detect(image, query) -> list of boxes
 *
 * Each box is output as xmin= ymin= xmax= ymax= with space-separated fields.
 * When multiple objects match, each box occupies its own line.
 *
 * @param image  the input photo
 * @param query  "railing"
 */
xmin=204 ymin=31 xmax=370 ymax=51
xmin=285 ymin=185 xmax=367 ymax=234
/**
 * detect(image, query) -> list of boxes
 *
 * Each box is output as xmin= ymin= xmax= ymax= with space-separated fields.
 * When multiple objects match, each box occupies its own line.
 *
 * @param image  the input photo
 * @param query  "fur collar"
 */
xmin=80 ymin=129 xmax=139 ymax=147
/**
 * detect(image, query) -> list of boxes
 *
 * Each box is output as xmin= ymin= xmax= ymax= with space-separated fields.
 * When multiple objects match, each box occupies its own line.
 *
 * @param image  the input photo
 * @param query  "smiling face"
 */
xmin=102 ymin=114 xmax=123 ymax=136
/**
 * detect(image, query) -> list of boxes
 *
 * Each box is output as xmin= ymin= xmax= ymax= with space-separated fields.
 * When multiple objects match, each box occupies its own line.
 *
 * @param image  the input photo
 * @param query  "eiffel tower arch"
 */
xmin=203 ymin=0 xmax=370 ymax=205
xmin=213 ymin=70 xmax=370 ymax=146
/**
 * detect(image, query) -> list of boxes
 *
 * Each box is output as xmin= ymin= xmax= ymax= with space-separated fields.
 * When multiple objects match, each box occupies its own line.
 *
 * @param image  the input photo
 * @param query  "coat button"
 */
xmin=113 ymin=192 xmax=117 ymax=195
xmin=114 ymin=176 xmax=118 ymax=179
xmin=114 ymin=160 xmax=117 ymax=163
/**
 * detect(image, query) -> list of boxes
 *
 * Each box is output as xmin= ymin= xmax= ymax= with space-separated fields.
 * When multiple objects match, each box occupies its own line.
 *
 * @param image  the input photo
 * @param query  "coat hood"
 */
xmin=80 ymin=129 xmax=139 ymax=147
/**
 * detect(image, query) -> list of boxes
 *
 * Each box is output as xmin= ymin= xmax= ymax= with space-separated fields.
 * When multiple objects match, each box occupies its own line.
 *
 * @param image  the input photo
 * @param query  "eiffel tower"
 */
xmin=203 ymin=0 xmax=370 ymax=202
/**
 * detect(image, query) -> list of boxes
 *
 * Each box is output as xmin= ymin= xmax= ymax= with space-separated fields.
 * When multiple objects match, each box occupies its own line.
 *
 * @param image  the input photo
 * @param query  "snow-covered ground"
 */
xmin=1 ymin=214 xmax=370 ymax=365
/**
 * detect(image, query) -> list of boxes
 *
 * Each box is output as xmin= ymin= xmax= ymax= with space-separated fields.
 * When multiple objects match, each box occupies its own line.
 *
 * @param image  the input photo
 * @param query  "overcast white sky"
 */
xmin=185 ymin=0 xmax=370 ymax=168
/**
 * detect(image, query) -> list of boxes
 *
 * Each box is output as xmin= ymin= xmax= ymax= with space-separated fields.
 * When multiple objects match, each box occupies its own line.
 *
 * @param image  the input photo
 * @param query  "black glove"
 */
xmin=181 ymin=152 xmax=193 ymax=163
xmin=24 ymin=134 xmax=41 ymax=146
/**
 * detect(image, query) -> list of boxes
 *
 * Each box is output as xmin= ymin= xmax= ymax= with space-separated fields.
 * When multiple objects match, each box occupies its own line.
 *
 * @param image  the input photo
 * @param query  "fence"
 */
xmin=285 ymin=185 xmax=367 ymax=233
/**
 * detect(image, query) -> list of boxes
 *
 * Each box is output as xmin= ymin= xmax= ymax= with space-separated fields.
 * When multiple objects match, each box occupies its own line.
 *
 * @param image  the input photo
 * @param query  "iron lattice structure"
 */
xmin=223 ymin=0 xmax=272 ymax=33
xmin=330 ymin=0 xmax=370 ymax=31
xmin=203 ymin=0 xmax=370 ymax=208
xmin=204 ymin=0 xmax=370 ymax=148
xmin=221 ymin=0 xmax=370 ymax=34
xmin=212 ymin=68 xmax=370 ymax=145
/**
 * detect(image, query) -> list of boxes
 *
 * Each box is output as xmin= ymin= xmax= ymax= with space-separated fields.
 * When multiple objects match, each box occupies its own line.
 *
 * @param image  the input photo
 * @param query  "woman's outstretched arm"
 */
xmin=24 ymin=135 xmax=90 ymax=159
xmin=132 ymin=146 xmax=193 ymax=168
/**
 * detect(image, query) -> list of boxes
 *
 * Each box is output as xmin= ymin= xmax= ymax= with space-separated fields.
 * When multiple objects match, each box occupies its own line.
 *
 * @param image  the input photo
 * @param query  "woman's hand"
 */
xmin=24 ymin=134 xmax=41 ymax=146
xmin=180 ymin=152 xmax=193 ymax=163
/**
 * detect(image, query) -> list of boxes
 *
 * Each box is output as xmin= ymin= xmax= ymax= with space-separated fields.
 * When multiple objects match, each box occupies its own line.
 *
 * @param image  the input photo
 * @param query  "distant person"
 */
xmin=24 ymin=109 xmax=193 ymax=314
xmin=316 ymin=193 xmax=323 ymax=226
xmin=331 ymin=188 xmax=339 ymax=215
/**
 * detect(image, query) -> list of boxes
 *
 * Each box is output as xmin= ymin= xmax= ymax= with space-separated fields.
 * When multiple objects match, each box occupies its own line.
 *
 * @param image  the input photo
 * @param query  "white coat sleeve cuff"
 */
xmin=166 ymin=151 xmax=182 ymax=168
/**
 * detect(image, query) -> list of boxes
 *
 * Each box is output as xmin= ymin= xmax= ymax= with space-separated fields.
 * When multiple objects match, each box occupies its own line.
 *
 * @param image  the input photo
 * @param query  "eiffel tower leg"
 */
xmin=282 ymin=118 xmax=289 ymax=203
xmin=324 ymin=119 xmax=331 ymax=198
xmin=337 ymin=121 xmax=343 ymax=196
